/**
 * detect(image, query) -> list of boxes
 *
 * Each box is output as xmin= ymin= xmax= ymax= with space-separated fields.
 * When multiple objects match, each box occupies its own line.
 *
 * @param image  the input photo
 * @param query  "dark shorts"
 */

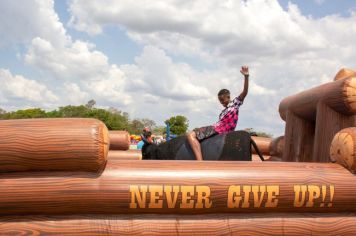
xmin=193 ymin=125 xmax=217 ymax=141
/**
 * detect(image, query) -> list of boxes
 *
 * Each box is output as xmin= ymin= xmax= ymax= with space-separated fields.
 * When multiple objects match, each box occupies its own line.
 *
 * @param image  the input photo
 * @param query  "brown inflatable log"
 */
xmin=0 ymin=118 xmax=109 ymax=172
xmin=280 ymin=76 xmax=356 ymax=162
xmin=269 ymin=136 xmax=284 ymax=158
xmin=330 ymin=128 xmax=356 ymax=173
xmin=108 ymin=150 xmax=142 ymax=160
xmin=109 ymin=151 xmax=264 ymax=161
xmin=1 ymin=213 xmax=356 ymax=235
xmin=109 ymin=131 xmax=130 ymax=150
xmin=107 ymin=153 xmax=270 ymax=162
xmin=0 ymin=160 xmax=354 ymax=215
xmin=279 ymin=77 xmax=356 ymax=121
xmin=252 ymin=154 xmax=270 ymax=161
xmin=251 ymin=136 xmax=271 ymax=155
xmin=267 ymin=156 xmax=282 ymax=162
xmin=282 ymin=111 xmax=315 ymax=162
xmin=334 ymin=68 xmax=356 ymax=81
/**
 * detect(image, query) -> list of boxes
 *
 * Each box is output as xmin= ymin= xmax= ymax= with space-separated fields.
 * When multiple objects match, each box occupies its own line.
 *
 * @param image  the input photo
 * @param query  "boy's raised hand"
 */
xmin=240 ymin=66 xmax=249 ymax=77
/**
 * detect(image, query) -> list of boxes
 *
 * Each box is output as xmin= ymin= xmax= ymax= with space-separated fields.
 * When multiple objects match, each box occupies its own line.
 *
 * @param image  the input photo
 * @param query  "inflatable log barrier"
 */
xmin=1 ymin=213 xmax=356 ymax=235
xmin=0 ymin=159 xmax=354 ymax=215
xmin=108 ymin=150 xmax=142 ymax=160
xmin=107 ymin=150 xmax=268 ymax=162
xmin=109 ymin=131 xmax=130 ymax=150
xmin=143 ymin=131 xmax=264 ymax=161
xmin=0 ymin=118 xmax=109 ymax=173
xmin=269 ymin=136 xmax=284 ymax=158
xmin=330 ymin=127 xmax=356 ymax=173
xmin=334 ymin=68 xmax=356 ymax=81
xmin=279 ymin=76 xmax=356 ymax=121
xmin=279 ymin=73 xmax=356 ymax=163
xmin=251 ymin=136 xmax=271 ymax=156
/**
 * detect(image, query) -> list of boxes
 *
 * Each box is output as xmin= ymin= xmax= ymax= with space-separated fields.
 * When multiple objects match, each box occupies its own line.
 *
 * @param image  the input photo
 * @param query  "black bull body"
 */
xmin=142 ymin=131 xmax=264 ymax=161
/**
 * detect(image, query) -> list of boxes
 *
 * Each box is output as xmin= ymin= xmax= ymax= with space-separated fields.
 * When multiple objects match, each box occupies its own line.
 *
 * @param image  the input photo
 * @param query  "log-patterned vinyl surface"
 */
xmin=0 ymin=118 xmax=109 ymax=173
xmin=0 ymin=213 xmax=355 ymax=236
xmin=251 ymin=136 xmax=271 ymax=155
xmin=279 ymin=77 xmax=356 ymax=121
xmin=334 ymin=68 xmax=356 ymax=81
xmin=330 ymin=127 xmax=356 ymax=173
xmin=252 ymin=154 xmax=270 ymax=161
xmin=312 ymin=103 xmax=354 ymax=163
xmin=282 ymin=111 xmax=315 ymax=162
xmin=108 ymin=150 xmax=142 ymax=160
xmin=0 ymin=160 xmax=355 ymax=215
xmin=109 ymin=131 xmax=130 ymax=150
xmin=108 ymin=151 xmax=264 ymax=162
xmin=269 ymin=136 xmax=284 ymax=157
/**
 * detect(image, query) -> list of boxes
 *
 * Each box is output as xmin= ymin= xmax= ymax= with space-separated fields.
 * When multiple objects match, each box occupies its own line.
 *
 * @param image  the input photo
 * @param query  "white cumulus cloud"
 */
xmin=0 ymin=69 xmax=58 ymax=106
xmin=2 ymin=0 xmax=356 ymax=136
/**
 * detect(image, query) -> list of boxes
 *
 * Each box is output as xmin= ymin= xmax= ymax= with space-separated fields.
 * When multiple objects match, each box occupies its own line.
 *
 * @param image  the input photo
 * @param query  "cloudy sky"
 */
xmin=1 ymin=0 xmax=356 ymax=136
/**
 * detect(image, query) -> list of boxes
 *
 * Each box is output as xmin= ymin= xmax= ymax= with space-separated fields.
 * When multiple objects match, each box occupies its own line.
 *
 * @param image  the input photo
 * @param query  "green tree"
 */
xmin=85 ymin=99 xmax=96 ymax=109
xmin=255 ymin=131 xmax=273 ymax=138
xmin=55 ymin=105 xmax=89 ymax=117
xmin=4 ymin=108 xmax=47 ymax=119
xmin=87 ymin=108 xmax=129 ymax=130
xmin=108 ymin=107 xmax=120 ymax=114
xmin=141 ymin=118 xmax=156 ymax=129
xmin=0 ymin=102 xmax=161 ymax=133
xmin=44 ymin=104 xmax=130 ymax=130
xmin=45 ymin=110 xmax=61 ymax=118
xmin=152 ymin=126 xmax=166 ymax=135
xmin=129 ymin=119 xmax=145 ymax=135
xmin=244 ymin=128 xmax=273 ymax=138
xmin=165 ymin=115 xmax=189 ymax=135
xmin=127 ymin=118 xmax=156 ymax=134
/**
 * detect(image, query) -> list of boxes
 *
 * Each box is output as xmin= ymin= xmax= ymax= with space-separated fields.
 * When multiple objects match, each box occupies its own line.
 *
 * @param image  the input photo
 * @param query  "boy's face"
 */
xmin=218 ymin=94 xmax=230 ymax=107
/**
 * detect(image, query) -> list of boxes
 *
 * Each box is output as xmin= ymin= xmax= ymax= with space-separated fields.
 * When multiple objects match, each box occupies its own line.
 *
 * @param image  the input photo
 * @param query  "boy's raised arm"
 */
xmin=238 ymin=66 xmax=249 ymax=102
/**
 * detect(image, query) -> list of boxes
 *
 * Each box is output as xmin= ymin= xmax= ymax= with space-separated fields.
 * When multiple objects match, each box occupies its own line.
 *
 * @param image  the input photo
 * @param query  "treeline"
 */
xmin=0 ymin=100 xmax=272 ymax=137
xmin=0 ymin=100 xmax=165 ymax=135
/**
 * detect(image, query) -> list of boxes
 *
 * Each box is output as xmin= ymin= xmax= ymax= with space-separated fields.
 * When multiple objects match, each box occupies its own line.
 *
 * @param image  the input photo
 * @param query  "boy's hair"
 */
xmin=143 ymin=131 xmax=152 ymax=139
xmin=218 ymin=89 xmax=230 ymax=97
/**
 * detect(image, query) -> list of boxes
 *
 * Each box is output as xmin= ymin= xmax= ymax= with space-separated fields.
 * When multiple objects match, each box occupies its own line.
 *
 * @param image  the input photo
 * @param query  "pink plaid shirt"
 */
xmin=213 ymin=97 xmax=243 ymax=134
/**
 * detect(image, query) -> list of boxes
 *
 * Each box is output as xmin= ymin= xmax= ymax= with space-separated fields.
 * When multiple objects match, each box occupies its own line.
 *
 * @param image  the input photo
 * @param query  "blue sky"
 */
xmin=279 ymin=0 xmax=356 ymax=17
xmin=54 ymin=0 xmax=215 ymax=70
xmin=1 ymin=0 xmax=356 ymax=136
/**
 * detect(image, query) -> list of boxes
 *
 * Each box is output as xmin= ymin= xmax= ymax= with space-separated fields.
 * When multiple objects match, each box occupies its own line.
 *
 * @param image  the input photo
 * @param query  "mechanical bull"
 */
xmin=142 ymin=130 xmax=264 ymax=161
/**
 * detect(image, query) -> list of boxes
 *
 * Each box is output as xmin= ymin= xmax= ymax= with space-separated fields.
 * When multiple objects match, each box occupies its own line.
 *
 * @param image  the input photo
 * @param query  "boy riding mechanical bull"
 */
xmin=187 ymin=66 xmax=249 ymax=160
xmin=142 ymin=66 xmax=262 ymax=161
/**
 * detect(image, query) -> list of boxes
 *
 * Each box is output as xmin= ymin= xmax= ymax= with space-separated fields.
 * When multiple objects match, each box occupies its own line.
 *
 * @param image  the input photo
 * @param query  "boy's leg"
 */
xmin=187 ymin=131 xmax=203 ymax=161
xmin=187 ymin=126 xmax=217 ymax=161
